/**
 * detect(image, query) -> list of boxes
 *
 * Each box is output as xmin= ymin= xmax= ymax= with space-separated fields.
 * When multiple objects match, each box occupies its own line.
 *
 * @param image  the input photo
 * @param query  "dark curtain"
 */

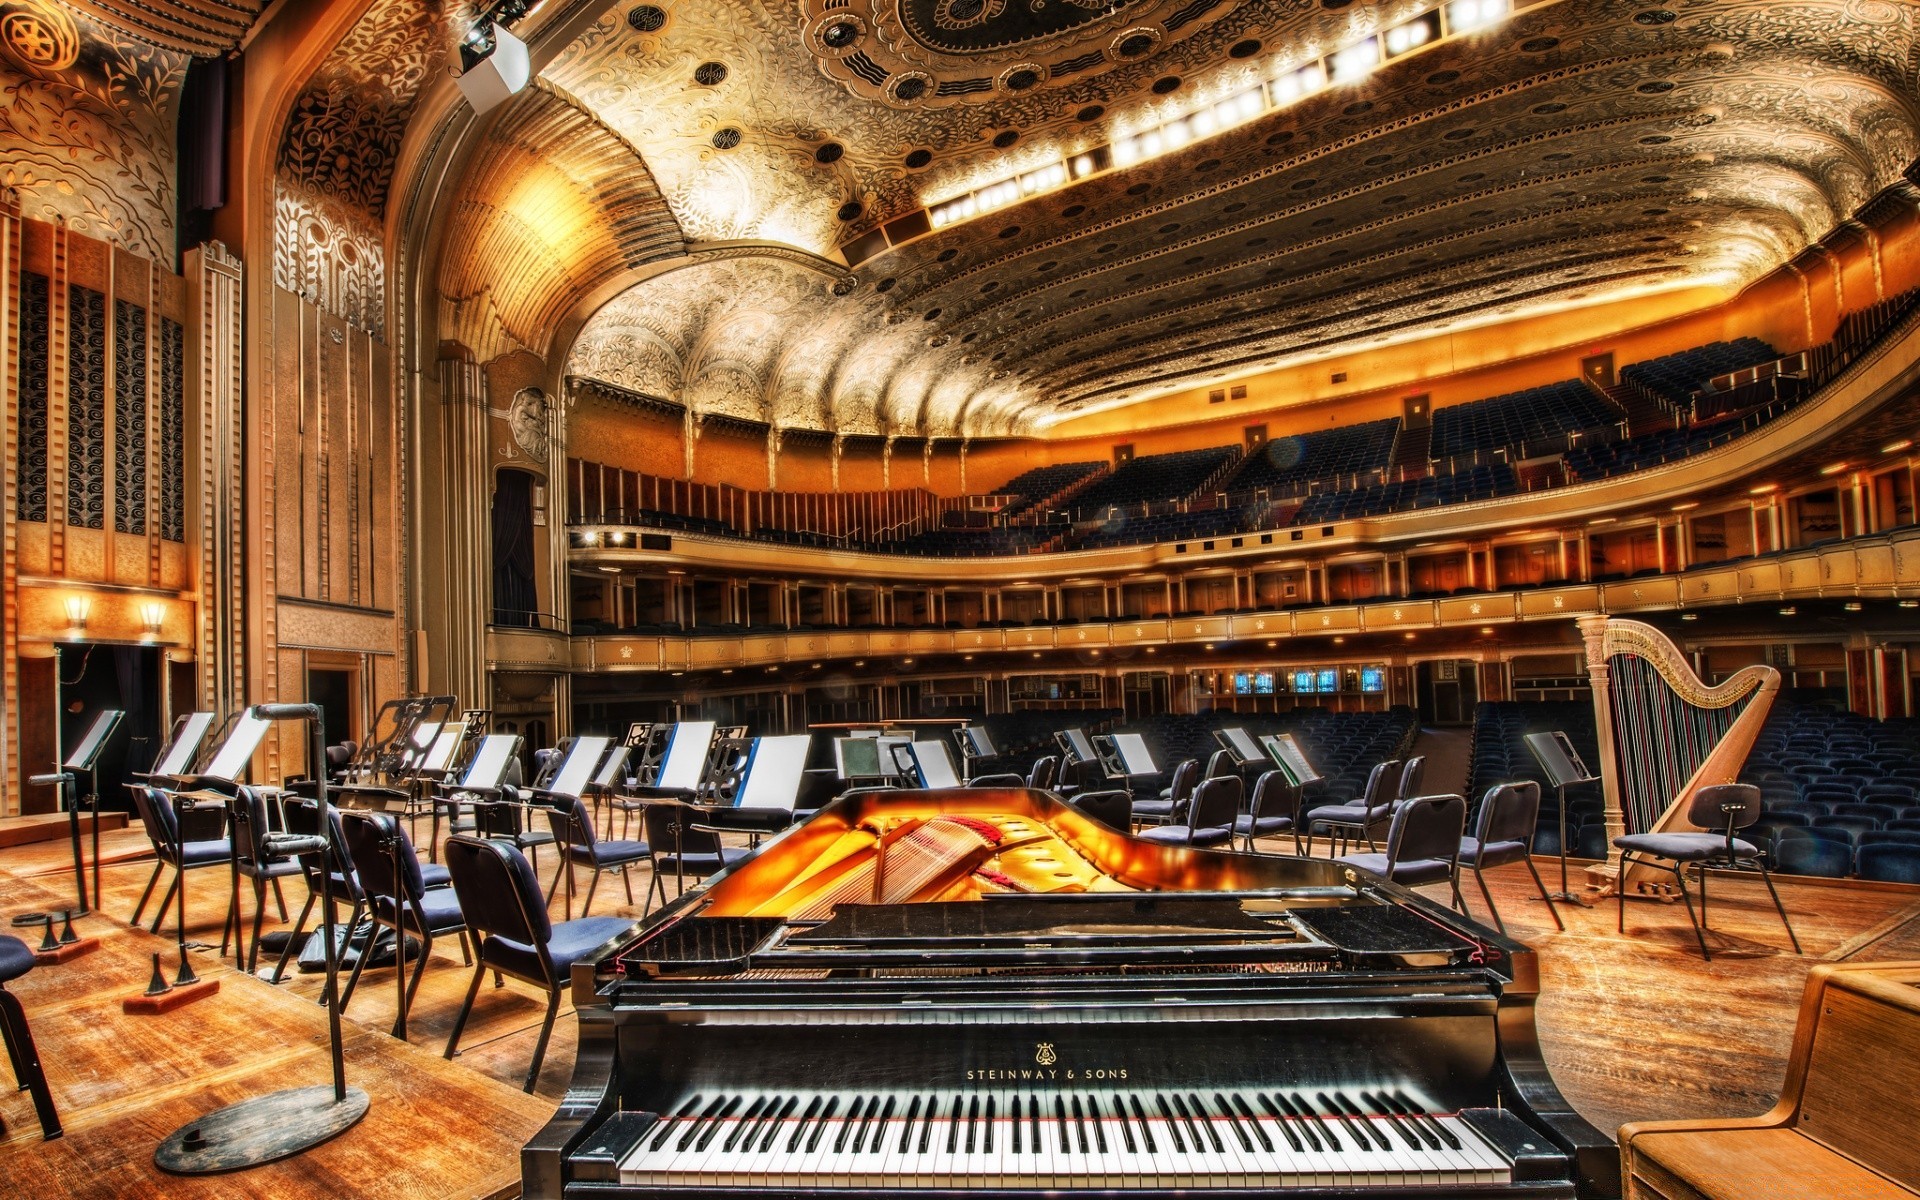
xmin=491 ymin=469 xmax=539 ymax=626
xmin=175 ymin=55 xmax=228 ymax=260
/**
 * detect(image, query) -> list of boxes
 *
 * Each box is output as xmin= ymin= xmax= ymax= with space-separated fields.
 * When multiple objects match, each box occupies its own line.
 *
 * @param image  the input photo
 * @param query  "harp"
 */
xmin=1578 ymin=615 xmax=1779 ymax=895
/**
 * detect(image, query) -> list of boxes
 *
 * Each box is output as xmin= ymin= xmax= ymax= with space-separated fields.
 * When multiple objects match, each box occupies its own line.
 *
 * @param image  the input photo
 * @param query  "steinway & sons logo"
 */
xmin=964 ymin=1041 xmax=1127 ymax=1083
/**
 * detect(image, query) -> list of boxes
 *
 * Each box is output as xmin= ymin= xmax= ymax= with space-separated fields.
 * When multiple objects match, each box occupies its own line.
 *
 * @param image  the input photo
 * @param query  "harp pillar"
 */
xmin=1578 ymin=615 xmax=1625 ymax=891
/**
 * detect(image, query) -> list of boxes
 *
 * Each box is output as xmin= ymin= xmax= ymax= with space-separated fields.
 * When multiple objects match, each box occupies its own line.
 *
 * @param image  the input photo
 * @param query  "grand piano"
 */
xmin=524 ymin=788 xmax=1617 ymax=1198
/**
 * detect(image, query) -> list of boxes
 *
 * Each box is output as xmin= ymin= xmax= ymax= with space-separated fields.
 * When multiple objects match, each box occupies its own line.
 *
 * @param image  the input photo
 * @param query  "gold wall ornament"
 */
xmin=1 ymin=3 xmax=79 ymax=70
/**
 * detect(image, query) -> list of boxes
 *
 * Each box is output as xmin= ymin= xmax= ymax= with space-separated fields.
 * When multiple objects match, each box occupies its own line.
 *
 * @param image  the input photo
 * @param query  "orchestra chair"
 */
xmin=129 ymin=785 xmax=234 ymax=941
xmin=441 ymin=836 xmax=631 ymax=1092
xmin=547 ymin=795 xmax=650 ymax=919
xmin=1337 ymin=793 xmax=1468 ymax=912
xmin=968 ymin=755 xmax=1058 ymax=791
xmin=1066 ymin=789 xmax=1132 ymax=833
xmin=1234 ymin=770 xmax=1302 ymax=854
xmin=1388 ymin=755 xmax=1426 ymax=809
xmin=641 ymin=804 xmax=746 ymax=916
xmin=1612 ymin=782 xmax=1800 ymax=963
xmin=1132 ymin=758 xmax=1199 ymax=828
xmin=226 ymin=786 xmax=300 ymax=974
xmin=1137 ymin=775 xmax=1239 ymax=848
xmin=0 ymin=934 xmax=59 ymax=1139
xmin=1458 ymin=782 xmax=1563 ymax=935
xmin=1304 ymin=760 xmax=1402 ymax=856
xmin=340 ymin=811 xmax=472 ymax=1040
xmin=473 ymin=792 xmax=556 ymax=872
xmin=1203 ymin=748 xmax=1239 ymax=780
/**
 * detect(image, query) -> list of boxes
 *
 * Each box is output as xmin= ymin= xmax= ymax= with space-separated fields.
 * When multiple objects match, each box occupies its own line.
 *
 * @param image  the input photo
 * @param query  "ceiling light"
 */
xmin=1671 ymin=501 xmax=1698 ymax=511
xmin=1882 ymin=439 xmax=1913 ymax=454
xmin=1820 ymin=461 xmax=1849 ymax=476
xmin=1479 ymin=626 xmax=1494 ymax=635
xmin=1679 ymin=612 xmax=1697 ymax=621
xmin=455 ymin=21 xmax=530 ymax=116
xmin=1445 ymin=0 xmax=1510 ymax=34
xmin=1749 ymin=483 xmax=1777 ymax=495
xmin=1384 ymin=12 xmax=1438 ymax=56
xmin=1330 ymin=38 xmax=1380 ymax=83
xmin=1901 ymin=600 xmax=1919 ymax=609
xmin=1844 ymin=601 xmax=1862 ymax=612
xmin=1778 ymin=606 xmax=1797 ymax=616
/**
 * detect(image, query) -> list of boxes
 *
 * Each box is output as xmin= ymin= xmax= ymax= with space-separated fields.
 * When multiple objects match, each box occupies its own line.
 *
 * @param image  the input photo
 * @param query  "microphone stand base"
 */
xmin=155 ymin=1085 xmax=370 ymax=1174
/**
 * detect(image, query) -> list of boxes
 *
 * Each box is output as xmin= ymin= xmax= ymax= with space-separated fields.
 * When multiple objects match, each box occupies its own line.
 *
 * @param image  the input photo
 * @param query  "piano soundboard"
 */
xmin=525 ymin=788 xmax=1616 ymax=1199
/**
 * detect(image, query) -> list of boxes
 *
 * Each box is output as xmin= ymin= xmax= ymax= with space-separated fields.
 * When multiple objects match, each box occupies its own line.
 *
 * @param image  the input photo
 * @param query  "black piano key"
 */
xmin=1129 ymin=1094 xmax=1157 ymax=1154
xmin=870 ymin=1096 xmax=895 ymax=1153
xmin=1281 ymin=1092 xmax=1332 ymax=1151
xmin=1030 ymin=1095 xmax=1042 ymax=1152
xmin=1393 ymin=1089 xmax=1461 ymax=1149
xmin=1111 ymin=1093 xmax=1137 ymax=1154
xmin=788 ymin=1095 xmax=825 ymax=1154
xmin=761 ymin=1096 xmax=798 ymax=1154
xmin=857 ymin=1094 xmax=882 ymax=1153
xmin=1313 ymin=1082 xmax=1374 ymax=1152
xmin=946 ymin=1095 xmax=962 ymax=1157
xmin=983 ymin=1096 xmax=995 ymax=1154
xmin=651 ymin=1095 xmax=704 ymax=1152
xmin=1363 ymin=1090 xmax=1427 ymax=1151
xmin=1086 ymin=1095 xmax=1109 ymax=1154
xmin=1230 ymin=1094 xmax=1272 ymax=1152
xmin=679 ymin=1095 xmax=730 ymax=1152
xmin=693 ymin=1096 xmax=742 ymax=1153
xmin=1071 ymin=1095 xmax=1090 ymax=1154
xmin=834 ymin=1096 xmax=865 ymax=1155
xmin=899 ymin=1095 xmax=922 ymax=1154
xmin=1214 ymin=1092 xmax=1253 ymax=1153
xmin=1334 ymin=1090 xmax=1392 ymax=1151
xmin=1011 ymin=1096 xmax=1021 ymax=1154
xmin=917 ymin=1097 xmax=937 ymax=1156
xmin=964 ymin=1096 xmax=979 ymax=1155
xmin=1176 ymin=1093 xmax=1217 ymax=1154
xmin=723 ymin=1097 xmax=769 ymax=1154
xmin=1055 ymin=1096 xmax=1071 ymax=1154
xmin=1156 ymin=1094 xmax=1188 ymax=1154
xmin=804 ymin=1096 xmax=839 ymax=1155
xmin=1258 ymin=1093 xmax=1304 ymax=1153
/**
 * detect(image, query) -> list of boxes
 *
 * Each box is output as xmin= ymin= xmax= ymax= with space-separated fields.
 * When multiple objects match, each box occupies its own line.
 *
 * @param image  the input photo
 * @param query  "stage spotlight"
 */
xmin=456 ymin=21 xmax=530 ymax=116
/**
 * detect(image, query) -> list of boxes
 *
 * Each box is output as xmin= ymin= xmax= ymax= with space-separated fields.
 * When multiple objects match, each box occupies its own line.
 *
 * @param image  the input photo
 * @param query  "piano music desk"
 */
xmin=1620 ymin=962 xmax=1920 ymax=1200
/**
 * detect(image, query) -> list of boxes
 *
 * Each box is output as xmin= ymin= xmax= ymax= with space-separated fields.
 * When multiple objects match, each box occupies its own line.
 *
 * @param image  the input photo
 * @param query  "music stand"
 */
xmin=1214 ymin=726 xmax=1266 ymax=768
xmin=1524 ymin=731 xmax=1599 ymax=908
xmin=1261 ymin=733 xmax=1323 ymax=790
xmin=952 ymin=726 xmax=996 ymax=782
xmin=1105 ymin=733 xmax=1159 ymax=779
xmin=156 ymin=704 xmax=367 ymax=1173
xmin=895 ymin=740 xmax=963 ymax=789
xmin=27 ymin=708 xmax=124 ymax=915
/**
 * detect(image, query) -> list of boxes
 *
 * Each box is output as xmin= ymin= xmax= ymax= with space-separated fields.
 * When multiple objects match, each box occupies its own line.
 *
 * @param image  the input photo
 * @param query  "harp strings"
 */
xmin=1608 ymin=653 xmax=1749 ymax=834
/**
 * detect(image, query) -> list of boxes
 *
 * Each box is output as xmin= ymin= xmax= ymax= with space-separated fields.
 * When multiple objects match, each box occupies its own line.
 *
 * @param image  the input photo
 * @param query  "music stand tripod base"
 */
xmin=155 ymin=1085 xmax=369 ymax=1174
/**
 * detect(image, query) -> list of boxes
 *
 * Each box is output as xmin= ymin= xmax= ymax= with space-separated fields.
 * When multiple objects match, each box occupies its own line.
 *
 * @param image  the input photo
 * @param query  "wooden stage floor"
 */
xmin=2 ymin=819 xmax=1919 ymax=1197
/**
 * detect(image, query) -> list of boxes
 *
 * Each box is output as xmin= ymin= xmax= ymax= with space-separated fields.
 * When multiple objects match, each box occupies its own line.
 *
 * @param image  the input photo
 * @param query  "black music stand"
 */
xmin=156 ymin=704 xmax=368 ymax=1173
xmin=27 ymin=708 xmax=124 ymax=915
xmin=1524 ymin=731 xmax=1599 ymax=908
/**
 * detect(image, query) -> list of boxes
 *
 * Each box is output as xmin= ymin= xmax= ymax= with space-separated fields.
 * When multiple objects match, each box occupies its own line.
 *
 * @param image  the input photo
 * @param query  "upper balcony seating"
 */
xmin=1070 ymin=445 xmax=1240 ymax=514
xmin=1619 ymin=337 xmax=1779 ymax=410
xmin=1224 ymin=418 xmax=1401 ymax=494
xmin=1428 ymin=379 xmax=1623 ymax=460
xmin=993 ymin=461 xmax=1105 ymax=516
xmin=1074 ymin=506 xmax=1256 ymax=550
xmin=1563 ymin=421 xmax=1747 ymax=481
xmin=883 ymin=526 xmax=1053 ymax=557
xmin=1291 ymin=464 xmax=1518 ymax=524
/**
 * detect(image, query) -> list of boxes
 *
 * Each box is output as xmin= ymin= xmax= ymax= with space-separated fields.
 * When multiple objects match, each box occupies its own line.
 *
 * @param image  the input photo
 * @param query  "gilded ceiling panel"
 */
xmin=0 ymin=0 xmax=186 ymax=261
xmin=550 ymin=0 xmax=1917 ymax=435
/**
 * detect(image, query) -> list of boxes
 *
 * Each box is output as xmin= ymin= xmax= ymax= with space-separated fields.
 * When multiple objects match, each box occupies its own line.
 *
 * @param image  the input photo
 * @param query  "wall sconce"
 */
xmin=141 ymin=601 xmax=167 ymax=639
xmin=63 ymin=595 xmax=92 ymax=638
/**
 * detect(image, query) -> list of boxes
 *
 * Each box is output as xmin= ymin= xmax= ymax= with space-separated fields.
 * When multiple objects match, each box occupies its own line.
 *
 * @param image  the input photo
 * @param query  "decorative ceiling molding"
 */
xmin=57 ymin=0 xmax=265 ymax=56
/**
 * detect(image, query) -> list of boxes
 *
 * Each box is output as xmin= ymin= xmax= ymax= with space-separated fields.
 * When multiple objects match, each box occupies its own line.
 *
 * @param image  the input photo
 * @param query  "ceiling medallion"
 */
xmin=803 ymin=0 xmax=1231 ymax=108
xmin=1 ymin=2 xmax=80 ymax=71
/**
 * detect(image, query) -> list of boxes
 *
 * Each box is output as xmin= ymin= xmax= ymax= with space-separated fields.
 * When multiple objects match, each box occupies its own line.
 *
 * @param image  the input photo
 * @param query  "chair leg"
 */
xmin=271 ymin=893 xmax=316 ymax=985
xmin=457 ymin=929 xmax=473 ymax=967
xmin=130 ymin=861 xmax=163 ymax=927
xmin=582 ymin=870 xmax=602 ymax=918
xmin=1524 ymin=858 xmax=1565 ymax=932
xmin=1670 ymin=865 xmax=1711 ymax=962
xmin=272 ymin=876 xmax=289 ymax=921
xmin=1754 ymin=860 xmax=1801 ymax=954
xmin=0 ymin=987 xmax=60 ymax=1140
xmin=395 ymin=929 xmax=433 ymax=1041
xmin=150 ymin=872 xmax=178 ymax=934
xmin=248 ymin=878 xmax=268 ymax=975
xmin=1616 ymin=854 xmax=1631 ymax=934
xmin=444 ymin=960 xmax=487 ymax=1062
xmin=622 ymin=864 xmax=635 ymax=906
xmin=1472 ymin=867 xmax=1505 ymax=935
xmin=339 ymin=923 xmax=373 ymax=1013
xmin=1449 ymin=869 xmax=1465 ymax=914
xmin=524 ymin=988 xmax=562 ymax=1094
xmin=643 ymin=870 xmax=661 ymax=917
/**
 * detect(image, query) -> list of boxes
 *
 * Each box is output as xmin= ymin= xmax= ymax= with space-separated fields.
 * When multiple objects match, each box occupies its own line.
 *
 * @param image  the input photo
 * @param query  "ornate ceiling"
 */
xmin=543 ymin=0 xmax=1920 ymax=436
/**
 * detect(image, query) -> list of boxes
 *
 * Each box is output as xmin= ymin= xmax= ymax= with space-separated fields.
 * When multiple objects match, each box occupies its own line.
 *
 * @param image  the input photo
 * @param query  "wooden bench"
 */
xmin=1620 ymin=961 xmax=1920 ymax=1200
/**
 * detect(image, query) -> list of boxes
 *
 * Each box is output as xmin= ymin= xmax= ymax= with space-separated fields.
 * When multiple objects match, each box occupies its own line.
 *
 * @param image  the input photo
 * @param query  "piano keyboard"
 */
xmin=616 ymin=1087 xmax=1513 ymax=1189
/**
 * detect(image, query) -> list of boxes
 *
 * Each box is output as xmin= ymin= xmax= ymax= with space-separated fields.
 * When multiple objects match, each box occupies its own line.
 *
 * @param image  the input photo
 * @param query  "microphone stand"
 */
xmin=156 ymin=704 xmax=368 ymax=1173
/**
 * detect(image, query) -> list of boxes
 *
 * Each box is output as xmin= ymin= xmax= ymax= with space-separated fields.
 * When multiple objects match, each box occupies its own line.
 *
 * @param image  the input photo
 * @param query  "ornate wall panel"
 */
xmin=0 ymin=2 xmax=188 ymax=262
xmin=14 ymin=270 xmax=45 ymax=521
xmin=159 ymin=315 xmax=183 ymax=542
xmin=112 ymin=296 xmax=145 ymax=534
xmin=273 ymin=180 xmax=387 ymax=330
xmin=64 ymin=283 xmax=105 ymax=531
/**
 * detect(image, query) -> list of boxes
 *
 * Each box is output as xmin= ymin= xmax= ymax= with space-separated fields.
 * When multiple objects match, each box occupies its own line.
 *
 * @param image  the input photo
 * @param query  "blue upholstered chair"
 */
xmin=1137 ymin=775 xmax=1239 ymax=848
xmin=1233 ymin=770 xmax=1301 ymax=853
xmin=1612 ymin=783 xmax=1799 ymax=962
xmin=226 ymin=786 xmax=301 ymax=974
xmin=1458 ymin=782 xmax=1562 ymax=935
xmin=549 ymin=795 xmax=652 ymax=918
xmin=441 ymin=836 xmax=631 ymax=1091
xmin=1067 ymin=789 xmax=1132 ymax=834
xmin=1132 ymin=758 xmax=1199 ymax=827
xmin=641 ymin=803 xmax=745 ymax=916
xmin=1337 ymin=793 xmax=1467 ymax=912
xmin=0 ymin=934 xmax=58 ymax=1139
xmin=339 ymin=811 xmax=471 ymax=1040
xmin=1305 ymin=760 xmax=1401 ymax=856
xmin=129 ymin=786 xmax=233 ymax=943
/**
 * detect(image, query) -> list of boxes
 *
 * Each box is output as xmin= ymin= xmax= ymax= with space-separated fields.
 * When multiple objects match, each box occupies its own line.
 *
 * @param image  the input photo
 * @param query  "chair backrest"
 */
xmin=1027 ymin=755 xmax=1059 ymax=791
xmin=1189 ymin=776 xmax=1243 ymax=833
xmin=1249 ymin=771 xmax=1298 ymax=821
xmin=1397 ymin=756 xmax=1426 ymax=803
xmin=1685 ymin=782 xmax=1763 ymax=831
xmin=1204 ymin=749 xmax=1237 ymax=780
xmin=444 ymin=835 xmax=552 ymax=955
xmin=1069 ymin=790 xmax=1131 ymax=833
xmin=1475 ymin=782 xmax=1542 ymax=846
xmin=341 ymin=810 xmax=428 ymax=901
xmin=284 ymin=798 xmax=363 ymax=903
xmin=1857 ymin=844 xmax=1920 ymax=884
xmin=1359 ymin=761 xmax=1399 ymax=812
xmin=1166 ymin=759 xmax=1200 ymax=804
xmin=230 ymin=786 xmax=275 ymax=868
xmin=544 ymin=794 xmax=598 ymax=852
xmin=132 ymin=785 xmax=179 ymax=852
xmin=643 ymin=802 xmax=721 ymax=857
xmin=1388 ymin=794 xmax=1467 ymax=868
